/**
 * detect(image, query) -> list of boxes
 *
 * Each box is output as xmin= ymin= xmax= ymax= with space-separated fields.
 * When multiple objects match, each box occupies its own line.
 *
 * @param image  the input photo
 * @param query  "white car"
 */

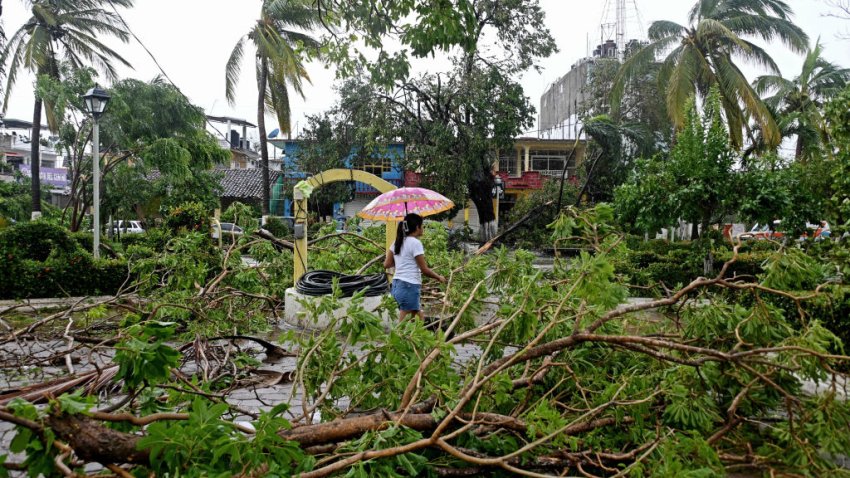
xmin=211 ymin=222 xmax=244 ymax=239
xmin=109 ymin=220 xmax=144 ymax=235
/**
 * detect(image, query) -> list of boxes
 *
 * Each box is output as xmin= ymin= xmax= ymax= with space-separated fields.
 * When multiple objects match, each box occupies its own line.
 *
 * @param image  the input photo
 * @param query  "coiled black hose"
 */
xmin=295 ymin=270 xmax=390 ymax=298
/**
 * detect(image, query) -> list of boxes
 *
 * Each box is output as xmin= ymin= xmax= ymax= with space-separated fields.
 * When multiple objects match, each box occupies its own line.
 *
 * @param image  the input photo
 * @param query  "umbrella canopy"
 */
xmin=357 ymin=187 xmax=455 ymax=222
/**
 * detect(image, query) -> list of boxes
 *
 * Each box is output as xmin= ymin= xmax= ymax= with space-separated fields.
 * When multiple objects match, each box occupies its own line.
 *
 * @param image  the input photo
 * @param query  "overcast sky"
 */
xmin=1 ymin=0 xmax=847 ymax=141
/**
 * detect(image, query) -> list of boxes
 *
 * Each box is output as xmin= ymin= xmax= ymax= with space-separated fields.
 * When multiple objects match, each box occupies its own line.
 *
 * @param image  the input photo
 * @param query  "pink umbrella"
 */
xmin=357 ymin=187 xmax=455 ymax=222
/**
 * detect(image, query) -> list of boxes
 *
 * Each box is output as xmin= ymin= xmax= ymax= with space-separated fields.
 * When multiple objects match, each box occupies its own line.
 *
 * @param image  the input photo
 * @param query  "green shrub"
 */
xmin=803 ymin=285 xmax=850 ymax=356
xmin=0 ymin=222 xmax=129 ymax=299
xmin=716 ymin=250 xmax=773 ymax=279
xmin=615 ymin=239 xmax=774 ymax=290
xmin=0 ymin=252 xmax=128 ymax=299
xmin=164 ymin=202 xmax=210 ymax=235
xmin=0 ymin=221 xmax=79 ymax=261
xmin=70 ymin=231 xmax=94 ymax=252
xmin=222 ymin=202 xmax=259 ymax=230
xmin=263 ymin=217 xmax=291 ymax=238
xmin=614 ymin=240 xmax=705 ymax=289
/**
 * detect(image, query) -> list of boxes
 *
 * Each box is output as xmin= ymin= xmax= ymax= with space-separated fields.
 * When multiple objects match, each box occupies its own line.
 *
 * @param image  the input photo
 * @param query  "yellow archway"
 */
xmin=293 ymin=169 xmax=398 ymax=282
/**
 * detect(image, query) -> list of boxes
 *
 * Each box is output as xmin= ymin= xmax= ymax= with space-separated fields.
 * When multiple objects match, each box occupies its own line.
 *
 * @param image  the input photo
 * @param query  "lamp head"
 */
xmin=83 ymin=85 xmax=111 ymax=119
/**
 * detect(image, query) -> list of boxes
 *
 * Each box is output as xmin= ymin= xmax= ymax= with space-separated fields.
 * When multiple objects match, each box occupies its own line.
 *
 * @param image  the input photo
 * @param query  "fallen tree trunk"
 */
xmin=254 ymin=230 xmax=294 ymax=251
xmin=475 ymin=201 xmax=554 ymax=255
xmin=46 ymin=414 xmax=150 ymax=465
xmin=281 ymin=412 xmax=437 ymax=448
xmin=38 ymin=405 xmax=536 ymax=468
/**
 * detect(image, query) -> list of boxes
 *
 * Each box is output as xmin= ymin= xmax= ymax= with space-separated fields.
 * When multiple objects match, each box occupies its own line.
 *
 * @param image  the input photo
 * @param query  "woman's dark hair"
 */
xmin=394 ymin=213 xmax=424 ymax=254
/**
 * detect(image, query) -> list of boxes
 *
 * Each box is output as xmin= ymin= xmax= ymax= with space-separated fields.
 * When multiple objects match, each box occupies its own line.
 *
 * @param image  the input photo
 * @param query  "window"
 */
xmin=360 ymin=157 xmax=392 ymax=177
xmin=530 ymin=150 xmax=576 ymax=177
xmin=498 ymin=150 xmax=518 ymax=177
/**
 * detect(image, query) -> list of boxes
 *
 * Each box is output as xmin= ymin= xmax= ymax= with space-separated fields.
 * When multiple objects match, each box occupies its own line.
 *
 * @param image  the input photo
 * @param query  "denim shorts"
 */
xmin=392 ymin=279 xmax=421 ymax=312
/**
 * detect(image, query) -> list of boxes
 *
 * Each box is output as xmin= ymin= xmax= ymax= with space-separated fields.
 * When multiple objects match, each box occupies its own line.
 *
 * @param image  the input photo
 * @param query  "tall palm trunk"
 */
xmin=257 ymin=58 xmax=270 ymax=216
xmin=30 ymin=96 xmax=43 ymax=218
xmin=795 ymin=135 xmax=804 ymax=162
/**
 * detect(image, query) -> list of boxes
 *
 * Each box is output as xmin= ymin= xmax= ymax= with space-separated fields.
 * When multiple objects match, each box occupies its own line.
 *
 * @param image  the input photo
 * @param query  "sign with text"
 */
xmin=18 ymin=164 xmax=69 ymax=188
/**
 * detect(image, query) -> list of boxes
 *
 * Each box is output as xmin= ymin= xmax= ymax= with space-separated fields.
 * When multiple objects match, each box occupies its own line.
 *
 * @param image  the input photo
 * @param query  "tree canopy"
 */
xmin=0 ymin=0 xmax=134 ymax=216
xmin=39 ymin=71 xmax=229 ymax=228
xmin=753 ymin=40 xmax=850 ymax=161
xmin=615 ymin=89 xmax=735 ymax=237
xmin=226 ymin=0 xmax=321 ymax=216
xmin=313 ymin=0 xmax=556 ymax=239
xmin=613 ymin=0 xmax=809 ymax=149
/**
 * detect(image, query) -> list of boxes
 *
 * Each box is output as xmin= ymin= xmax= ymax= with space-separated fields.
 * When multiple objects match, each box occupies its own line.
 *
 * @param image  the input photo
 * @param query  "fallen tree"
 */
xmin=2 ymin=206 xmax=850 ymax=477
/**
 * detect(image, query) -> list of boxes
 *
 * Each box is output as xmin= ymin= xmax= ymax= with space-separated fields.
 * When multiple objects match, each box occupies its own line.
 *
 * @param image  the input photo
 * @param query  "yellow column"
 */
xmin=492 ymin=197 xmax=499 ymax=232
xmin=385 ymin=221 xmax=397 ymax=252
xmin=289 ymin=169 xmax=400 ymax=285
xmin=464 ymin=204 xmax=470 ymax=226
xmin=524 ymin=146 xmax=531 ymax=172
xmin=515 ymin=147 xmax=522 ymax=176
xmin=293 ymin=192 xmax=308 ymax=282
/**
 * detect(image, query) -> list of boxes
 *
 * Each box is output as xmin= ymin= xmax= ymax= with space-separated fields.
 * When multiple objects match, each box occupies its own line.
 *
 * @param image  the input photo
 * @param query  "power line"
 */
xmin=110 ymin=4 xmax=227 ymax=141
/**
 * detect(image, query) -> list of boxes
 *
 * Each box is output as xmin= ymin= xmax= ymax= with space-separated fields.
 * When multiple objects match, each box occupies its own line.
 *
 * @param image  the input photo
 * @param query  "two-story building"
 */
xmin=206 ymin=116 xmax=265 ymax=170
xmin=495 ymin=137 xmax=587 ymax=215
xmin=0 ymin=118 xmax=68 ymax=190
xmin=405 ymin=138 xmax=587 ymax=226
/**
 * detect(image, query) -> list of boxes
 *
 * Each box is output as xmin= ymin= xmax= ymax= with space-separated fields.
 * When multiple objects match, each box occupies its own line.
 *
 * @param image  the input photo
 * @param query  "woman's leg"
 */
xmin=399 ymin=310 xmax=411 ymax=322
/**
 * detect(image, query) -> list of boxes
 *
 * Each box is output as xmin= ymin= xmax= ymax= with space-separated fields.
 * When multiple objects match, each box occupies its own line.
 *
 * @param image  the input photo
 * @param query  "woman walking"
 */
xmin=384 ymin=213 xmax=446 ymax=322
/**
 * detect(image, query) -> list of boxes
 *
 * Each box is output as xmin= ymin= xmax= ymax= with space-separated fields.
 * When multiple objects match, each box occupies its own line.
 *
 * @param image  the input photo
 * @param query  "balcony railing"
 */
xmin=498 ymin=171 xmax=544 ymax=190
xmin=406 ymin=171 xmax=555 ymax=191
xmin=355 ymin=177 xmax=404 ymax=194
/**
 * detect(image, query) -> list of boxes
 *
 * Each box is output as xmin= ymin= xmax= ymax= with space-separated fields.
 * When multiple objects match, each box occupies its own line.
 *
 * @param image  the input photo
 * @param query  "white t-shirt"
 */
xmin=392 ymin=237 xmax=425 ymax=285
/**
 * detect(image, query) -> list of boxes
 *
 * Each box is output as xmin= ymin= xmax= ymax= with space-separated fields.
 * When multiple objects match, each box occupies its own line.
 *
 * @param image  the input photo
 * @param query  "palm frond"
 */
xmin=689 ymin=0 xmax=722 ymax=24
xmin=264 ymin=0 xmax=324 ymax=30
xmin=666 ymin=45 xmax=704 ymax=128
xmin=1 ymin=26 xmax=32 ymax=112
xmin=266 ymin=68 xmax=292 ymax=133
xmin=752 ymin=74 xmax=793 ymax=96
xmin=733 ymin=39 xmax=780 ymax=74
xmin=714 ymin=52 xmax=778 ymax=147
xmin=1 ymin=0 xmax=133 ymax=108
xmin=226 ymin=35 xmax=247 ymax=105
xmin=611 ymin=35 xmax=680 ymax=116
xmin=648 ymin=20 xmax=686 ymax=41
xmin=722 ymin=13 xmax=808 ymax=53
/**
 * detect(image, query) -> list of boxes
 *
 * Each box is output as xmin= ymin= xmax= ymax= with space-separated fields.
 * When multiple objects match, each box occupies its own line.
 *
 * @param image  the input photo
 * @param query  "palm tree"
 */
xmin=225 ymin=0 xmax=320 ymax=216
xmin=1 ymin=0 xmax=133 ymax=219
xmin=613 ymin=0 xmax=808 ymax=149
xmin=753 ymin=40 xmax=850 ymax=161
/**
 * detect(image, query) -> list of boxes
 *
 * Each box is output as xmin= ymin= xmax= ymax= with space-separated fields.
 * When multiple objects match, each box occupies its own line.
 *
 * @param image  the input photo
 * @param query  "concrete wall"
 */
xmin=540 ymin=60 xmax=593 ymax=137
xmin=343 ymin=198 xmax=372 ymax=219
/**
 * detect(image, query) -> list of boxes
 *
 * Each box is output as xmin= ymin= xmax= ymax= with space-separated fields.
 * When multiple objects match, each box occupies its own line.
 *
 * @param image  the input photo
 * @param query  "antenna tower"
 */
xmin=599 ymin=0 xmax=644 ymax=61
xmin=616 ymin=0 xmax=626 ymax=61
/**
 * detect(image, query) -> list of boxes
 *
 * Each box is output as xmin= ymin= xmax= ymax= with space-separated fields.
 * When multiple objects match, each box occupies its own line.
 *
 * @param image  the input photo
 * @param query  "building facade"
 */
xmin=0 ymin=118 xmax=67 ymax=188
xmin=205 ymin=116 xmax=264 ymax=170
xmin=495 ymin=137 xmax=587 ymax=215
xmin=539 ymin=59 xmax=595 ymax=140
xmin=268 ymin=139 xmax=406 ymax=219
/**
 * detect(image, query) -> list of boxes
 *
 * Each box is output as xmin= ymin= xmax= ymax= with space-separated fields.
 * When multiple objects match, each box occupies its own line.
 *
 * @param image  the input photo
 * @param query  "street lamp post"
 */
xmin=83 ymin=85 xmax=111 ymax=259
xmin=492 ymin=175 xmax=504 ymax=233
